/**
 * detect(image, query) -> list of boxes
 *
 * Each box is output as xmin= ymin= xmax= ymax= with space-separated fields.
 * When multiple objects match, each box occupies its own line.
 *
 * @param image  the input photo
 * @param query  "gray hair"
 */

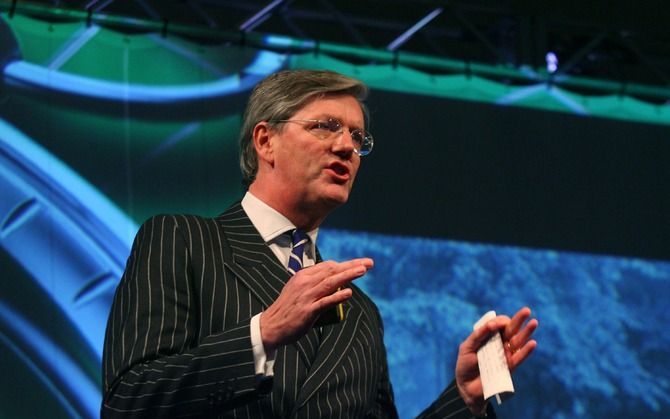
xmin=239 ymin=69 xmax=368 ymax=187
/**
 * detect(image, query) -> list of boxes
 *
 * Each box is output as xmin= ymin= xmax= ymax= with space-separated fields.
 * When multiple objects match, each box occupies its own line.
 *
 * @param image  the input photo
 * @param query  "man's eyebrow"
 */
xmin=309 ymin=113 xmax=334 ymax=120
xmin=321 ymin=114 xmax=364 ymax=131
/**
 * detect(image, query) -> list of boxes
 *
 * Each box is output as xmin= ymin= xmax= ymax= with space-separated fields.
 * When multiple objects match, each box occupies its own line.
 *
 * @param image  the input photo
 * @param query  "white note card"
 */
xmin=473 ymin=310 xmax=515 ymax=404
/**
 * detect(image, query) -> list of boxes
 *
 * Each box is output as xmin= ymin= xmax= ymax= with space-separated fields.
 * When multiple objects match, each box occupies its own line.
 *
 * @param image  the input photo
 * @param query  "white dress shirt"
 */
xmin=241 ymin=192 xmax=318 ymax=378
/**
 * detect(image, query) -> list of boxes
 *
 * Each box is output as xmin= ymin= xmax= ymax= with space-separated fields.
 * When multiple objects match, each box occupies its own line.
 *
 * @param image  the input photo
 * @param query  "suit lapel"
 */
xmin=216 ymin=202 xmax=322 ymax=368
xmin=217 ymin=202 xmax=369 ymax=414
xmin=217 ymin=202 xmax=287 ymax=307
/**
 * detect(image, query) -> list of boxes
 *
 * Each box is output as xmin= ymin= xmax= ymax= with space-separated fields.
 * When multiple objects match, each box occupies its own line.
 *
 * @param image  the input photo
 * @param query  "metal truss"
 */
xmin=2 ymin=0 xmax=670 ymax=101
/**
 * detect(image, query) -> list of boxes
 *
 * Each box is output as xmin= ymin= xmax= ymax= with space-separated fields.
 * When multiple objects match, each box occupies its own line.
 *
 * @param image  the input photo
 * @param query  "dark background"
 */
xmin=328 ymin=90 xmax=670 ymax=261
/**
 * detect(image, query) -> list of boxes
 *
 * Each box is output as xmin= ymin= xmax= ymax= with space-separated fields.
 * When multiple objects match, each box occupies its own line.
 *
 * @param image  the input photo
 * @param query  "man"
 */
xmin=102 ymin=69 xmax=538 ymax=418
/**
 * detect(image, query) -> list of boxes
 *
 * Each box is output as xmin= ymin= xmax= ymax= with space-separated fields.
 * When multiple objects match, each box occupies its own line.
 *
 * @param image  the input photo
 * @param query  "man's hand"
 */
xmin=260 ymin=258 xmax=373 ymax=353
xmin=455 ymin=307 xmax=538 ymax=415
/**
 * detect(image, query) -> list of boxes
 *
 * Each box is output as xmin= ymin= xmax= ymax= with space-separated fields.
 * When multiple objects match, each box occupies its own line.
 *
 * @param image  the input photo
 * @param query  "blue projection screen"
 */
xmin=1 ymin=12 xmax=669 ymax=419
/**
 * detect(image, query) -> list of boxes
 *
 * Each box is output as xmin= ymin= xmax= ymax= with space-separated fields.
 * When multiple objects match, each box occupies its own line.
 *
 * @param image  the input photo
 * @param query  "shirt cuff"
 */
xmin=251 ymin=312 xmax=276 ymax=377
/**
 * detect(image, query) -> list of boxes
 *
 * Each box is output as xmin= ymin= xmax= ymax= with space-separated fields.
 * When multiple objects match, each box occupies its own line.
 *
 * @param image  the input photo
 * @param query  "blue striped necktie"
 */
xmin=288 ymin=229 xmax=309 ymax=275
xmin=287 ymin=229 xmax=321 ymax=362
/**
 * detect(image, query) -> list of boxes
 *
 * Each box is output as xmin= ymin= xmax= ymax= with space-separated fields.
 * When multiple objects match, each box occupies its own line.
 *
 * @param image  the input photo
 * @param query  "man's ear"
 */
xmin=253 ymin=122 xmax=274 ymax=165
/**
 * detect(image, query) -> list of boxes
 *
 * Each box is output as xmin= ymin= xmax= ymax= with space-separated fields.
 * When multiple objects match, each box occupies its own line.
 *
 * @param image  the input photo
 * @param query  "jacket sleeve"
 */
xmin=416 ymin=381 xmax=496 ymax=419
xmin=101 ymin=215 xmax=264 ymax=418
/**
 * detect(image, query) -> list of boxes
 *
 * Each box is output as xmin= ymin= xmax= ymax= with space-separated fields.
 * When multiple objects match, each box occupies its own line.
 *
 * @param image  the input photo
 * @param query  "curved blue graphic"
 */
xmin=0 ymin=118 xmax=135 ymax=344
xmin=3 ymin=50 xmax=286 ymax=103
xmin=0 ymin=302 xmax=100 ymax=418
xmin=0 ymin=119 xmax=136 ymax=416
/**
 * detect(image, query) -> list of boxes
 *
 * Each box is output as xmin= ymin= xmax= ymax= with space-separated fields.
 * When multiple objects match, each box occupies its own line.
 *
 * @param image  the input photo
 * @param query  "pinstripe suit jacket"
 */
xmin=101 ymin=202 xmax=486 ymax=418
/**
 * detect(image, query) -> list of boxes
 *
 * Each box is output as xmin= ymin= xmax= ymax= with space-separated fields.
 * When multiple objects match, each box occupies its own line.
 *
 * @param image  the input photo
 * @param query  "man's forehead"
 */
xmin=295 ymin=94 xmax=364 ymax=120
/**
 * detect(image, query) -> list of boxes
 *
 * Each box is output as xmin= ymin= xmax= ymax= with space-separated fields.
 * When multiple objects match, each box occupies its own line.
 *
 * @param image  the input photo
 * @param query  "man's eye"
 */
xmin=350 ymin=130 xmax=364 ymax=145
xmin=325 ymin=119 xmax=343 ymax=132
xmin=311 ymin=121 xmax=331 ymax=131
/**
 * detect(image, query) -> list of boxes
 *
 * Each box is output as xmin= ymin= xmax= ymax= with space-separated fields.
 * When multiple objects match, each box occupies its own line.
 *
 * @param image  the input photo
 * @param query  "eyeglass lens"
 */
xmin=319 ymin=118 xmax=372 ymax=155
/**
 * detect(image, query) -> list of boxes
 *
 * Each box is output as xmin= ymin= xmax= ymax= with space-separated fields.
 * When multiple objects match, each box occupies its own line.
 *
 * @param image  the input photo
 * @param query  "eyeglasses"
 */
xmin=270 ymin=118 xmax=374 ymax=156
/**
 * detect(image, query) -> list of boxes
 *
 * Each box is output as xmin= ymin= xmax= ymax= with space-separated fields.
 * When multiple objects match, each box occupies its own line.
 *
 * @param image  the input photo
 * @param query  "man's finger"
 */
xmin=468 ymin=311 xmax=520 ymax=353
xmin=465 ymin=320 xmax=502 ymax=352
xmin=308 ymin=258 xmax=374 ymax=274
xmin=313 ymin=287 xmax=353 ymax=311
xmin=300 ymin=258 xmax=372 ymax=285
xmin=504 ymin=307 xmax=532 ymax=341
xmin=507 ymin=318 xmax=538 ymax=354
xmin=508 ymin=339 xmax=537 ymax=372
xmin=292 ymin=258 xmax=372 ymax=303
xmin=334 ymin=262 xmax=370 ymax=283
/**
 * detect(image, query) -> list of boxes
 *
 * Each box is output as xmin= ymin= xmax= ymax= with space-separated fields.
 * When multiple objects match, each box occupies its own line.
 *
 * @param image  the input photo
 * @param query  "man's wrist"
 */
xmin=251 ymin=313 xmax=276 ymax=376
xmin=259 ymin=309 xmax=279 ymax=354
xmin=456 ymin=382 xmax=488 ymax=417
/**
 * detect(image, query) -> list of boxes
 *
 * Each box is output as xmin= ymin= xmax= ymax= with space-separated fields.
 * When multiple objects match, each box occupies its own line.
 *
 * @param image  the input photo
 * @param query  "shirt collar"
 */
xmin=241 ymin=191 xmax=319 ymax=248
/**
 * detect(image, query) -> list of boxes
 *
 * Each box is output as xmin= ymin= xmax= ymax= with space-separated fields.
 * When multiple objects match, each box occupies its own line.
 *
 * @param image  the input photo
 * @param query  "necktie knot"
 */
xmin=287 ymin=229 xmax=309 ymax=275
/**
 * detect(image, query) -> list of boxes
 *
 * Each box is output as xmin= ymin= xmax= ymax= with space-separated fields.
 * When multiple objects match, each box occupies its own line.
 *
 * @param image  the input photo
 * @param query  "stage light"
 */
xmin=546 ymin=51 xmax=558 ymax=73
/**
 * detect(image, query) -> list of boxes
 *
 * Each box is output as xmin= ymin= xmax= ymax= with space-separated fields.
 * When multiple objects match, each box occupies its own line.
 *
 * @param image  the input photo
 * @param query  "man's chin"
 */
xmin=325 ymin=194 xmax=349 ymax=208
xmin=320 ymin=188 xmax=351 ymax=209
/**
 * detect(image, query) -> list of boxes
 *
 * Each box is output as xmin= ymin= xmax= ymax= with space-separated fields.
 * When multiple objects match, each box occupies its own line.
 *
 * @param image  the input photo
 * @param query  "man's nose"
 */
xmin=332 ymin=129 xmax=356 ymax=155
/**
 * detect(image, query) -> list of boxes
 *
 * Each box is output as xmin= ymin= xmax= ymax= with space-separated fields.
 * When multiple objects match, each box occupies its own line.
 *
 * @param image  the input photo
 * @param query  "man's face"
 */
xmin=270 ymin=94 xmax=364 ymax=214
